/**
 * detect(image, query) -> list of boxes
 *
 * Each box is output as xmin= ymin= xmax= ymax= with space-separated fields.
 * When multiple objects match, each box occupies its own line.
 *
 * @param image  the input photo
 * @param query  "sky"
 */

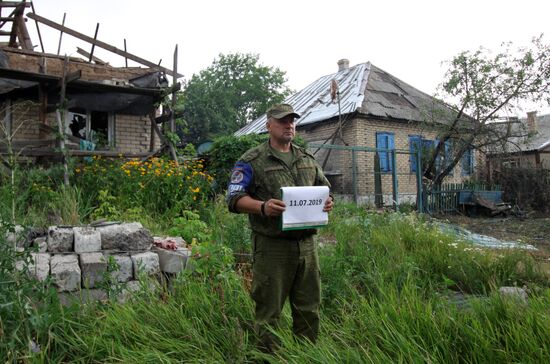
xmin=27 ymin=0 xmax=550 ymax=116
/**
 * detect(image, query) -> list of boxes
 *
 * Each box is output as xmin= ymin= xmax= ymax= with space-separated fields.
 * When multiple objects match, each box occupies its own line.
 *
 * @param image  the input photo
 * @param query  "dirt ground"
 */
xmin=439 ymin=214 xmax=550 ymax=269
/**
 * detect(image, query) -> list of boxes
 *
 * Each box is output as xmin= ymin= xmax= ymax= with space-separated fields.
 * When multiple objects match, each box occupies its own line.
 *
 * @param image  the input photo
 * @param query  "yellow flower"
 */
xmin=75 ymin=168 xmax=81 ymax=173
xmin=190 ymin=186 xmax=200 ymax=193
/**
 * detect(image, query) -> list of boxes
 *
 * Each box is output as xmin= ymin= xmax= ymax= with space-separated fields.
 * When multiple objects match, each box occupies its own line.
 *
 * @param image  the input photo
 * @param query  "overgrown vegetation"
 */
xmin=495 ymin=166 xmax=550 ymax=213
xmin=2 ymin=192 xmax=549 ymax=361
xmin=1 ymin=144 xmax=549 ymax=361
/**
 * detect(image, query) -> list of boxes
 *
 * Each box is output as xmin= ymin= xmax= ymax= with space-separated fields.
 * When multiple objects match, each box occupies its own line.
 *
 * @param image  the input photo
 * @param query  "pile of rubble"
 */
xmin=9 ymin=222 xmax=191 ymax=302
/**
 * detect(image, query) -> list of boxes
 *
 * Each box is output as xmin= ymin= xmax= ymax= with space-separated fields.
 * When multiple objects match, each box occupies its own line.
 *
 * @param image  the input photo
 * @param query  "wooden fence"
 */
xmin=425 ymin=183 xmax=501 ymax=214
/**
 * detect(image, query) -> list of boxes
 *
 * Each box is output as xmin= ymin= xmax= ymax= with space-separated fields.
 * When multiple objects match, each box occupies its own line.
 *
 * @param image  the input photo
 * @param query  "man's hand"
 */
xmin=264 ymin=199 xmax=286 ymax=217
xmin=323 ymin=196 xmax=334 ymax=212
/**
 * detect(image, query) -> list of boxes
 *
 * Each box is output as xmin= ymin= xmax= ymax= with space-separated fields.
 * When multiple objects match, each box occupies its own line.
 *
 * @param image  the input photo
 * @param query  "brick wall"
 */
xmin=5 ymin=101 xmax=41 ymax=141
xmin=2 ymin=100 xmax=160 ymax=155
xmin=115 ymin=114 xmax=160 ymax=154
xmin=5 ymin=49 xmax=150 ymax=81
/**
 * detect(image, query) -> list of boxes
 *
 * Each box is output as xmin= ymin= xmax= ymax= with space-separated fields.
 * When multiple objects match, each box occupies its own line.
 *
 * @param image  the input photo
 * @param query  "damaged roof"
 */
xmin=502 ymin=114 xmax=550 ymax=153
xmin=236 ymin=61 xmax=445 ymax=136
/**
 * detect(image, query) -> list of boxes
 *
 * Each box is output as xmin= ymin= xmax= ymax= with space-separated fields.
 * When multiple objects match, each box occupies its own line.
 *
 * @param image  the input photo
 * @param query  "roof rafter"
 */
xmin=26 ymin=12 xmax=183 ymax=78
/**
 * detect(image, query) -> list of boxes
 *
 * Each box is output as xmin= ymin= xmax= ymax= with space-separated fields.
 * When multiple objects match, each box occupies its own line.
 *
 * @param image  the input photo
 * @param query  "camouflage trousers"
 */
xmin=251 ymin=233 xmax=321 ymax=351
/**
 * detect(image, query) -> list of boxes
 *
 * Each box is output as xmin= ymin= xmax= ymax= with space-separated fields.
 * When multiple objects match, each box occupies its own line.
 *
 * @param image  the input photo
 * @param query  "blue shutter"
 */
xmin=376 ymin=132 xmax=388 ymax=172
xmin=409 ymin=136 xmax=421 ymax=172
xmin=388 ymin=134 xmax=394 ymax=172
xmin=444 ymin=140 xmax=453 ymax=176
xmin=376 ymin=132 xmax=394 ymax=172
xmin=461 ymin=148 xmax=473 ymax=176
xmin=433 ymin=140 xmax=441 ymax=172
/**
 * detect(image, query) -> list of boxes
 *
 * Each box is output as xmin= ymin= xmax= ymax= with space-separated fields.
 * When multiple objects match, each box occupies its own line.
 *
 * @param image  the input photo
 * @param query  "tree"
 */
xmin=421 ymin=35 xmax=550 ymax=188
xmin=180 ymin=53 xmax=292 ymax=144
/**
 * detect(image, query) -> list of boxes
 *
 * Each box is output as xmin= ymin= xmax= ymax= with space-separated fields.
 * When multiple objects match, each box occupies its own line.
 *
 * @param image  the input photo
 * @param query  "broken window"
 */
xmin=67 ymin=109 xmax=115 ymax=149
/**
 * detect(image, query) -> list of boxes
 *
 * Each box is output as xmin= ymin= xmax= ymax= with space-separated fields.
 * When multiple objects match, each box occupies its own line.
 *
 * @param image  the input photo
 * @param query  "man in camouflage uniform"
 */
xmin=226 ymin=103 xmax=333 ymax=351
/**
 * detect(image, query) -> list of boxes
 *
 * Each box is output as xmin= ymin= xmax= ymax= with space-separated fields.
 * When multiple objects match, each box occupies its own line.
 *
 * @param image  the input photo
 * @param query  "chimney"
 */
xmin=337 ymin=59 xmax=350 ymax=72
xmin=526 ymin=111 xmax=538 ymax=133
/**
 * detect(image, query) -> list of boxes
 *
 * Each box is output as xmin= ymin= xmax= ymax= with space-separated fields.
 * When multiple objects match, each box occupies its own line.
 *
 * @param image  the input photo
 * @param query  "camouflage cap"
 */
xmin=266 ymin=103 xmax=301 ymax=119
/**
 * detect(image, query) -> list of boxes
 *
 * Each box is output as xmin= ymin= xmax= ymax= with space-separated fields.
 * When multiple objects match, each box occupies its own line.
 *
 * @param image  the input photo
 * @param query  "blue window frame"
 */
xmin=444 ymin=139 xmax=454 ymax=176
xmin=376 ymin=132 xmax=394 ymax=172
xmin=461 ymin=148 xmax=474 ymax=176
xmin=409 ymin=135 xmax=422 ymax=173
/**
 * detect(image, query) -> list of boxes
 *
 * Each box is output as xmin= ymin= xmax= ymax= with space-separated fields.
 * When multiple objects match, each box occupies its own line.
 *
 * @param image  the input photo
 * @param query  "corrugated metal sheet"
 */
xmin=236 ymin=61 xmax=444 ymax=136
xmin=235 ymin=62 xmax=369 ymax=136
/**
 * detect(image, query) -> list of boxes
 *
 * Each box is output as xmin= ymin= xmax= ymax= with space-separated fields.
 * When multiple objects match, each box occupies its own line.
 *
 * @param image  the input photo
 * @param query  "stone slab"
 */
xmin=74 ymin=227 xmax=101 ymax=253
xmin=34 ymin=236 xmax=48 ymax=253
xmin=58 ymin=289 xmax=108 ymax=306
xmin=6 ymin=225 xmax=26 ymax=248
xmin=15 ymin=253 xmax=50 ymax=282
xmin=97 ymin=222 xmax=153 ymax=251
xmin=498 ymin=286 xmax=528 ymax=303
xmin=51 ymin=254 xmax=81 ymax=292
xmin=104 ymin=254 xmax=133 ymax=282
xmin=47 ymin=227 xmax=74 ymax=253
xmin=31 ymin=253 xmax=51 ymax=282
xmin=79 ymin=252 xmax=106 ymax=288
xmin=152 ymin=246 xmax=191 ymax=274
xmin=131 ymin=251 xmax=160 ymax=277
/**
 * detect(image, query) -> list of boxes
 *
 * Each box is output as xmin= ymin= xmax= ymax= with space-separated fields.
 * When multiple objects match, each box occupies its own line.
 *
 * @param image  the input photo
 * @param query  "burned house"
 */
xmin=0 ymin=1 xmax=181 ymax=160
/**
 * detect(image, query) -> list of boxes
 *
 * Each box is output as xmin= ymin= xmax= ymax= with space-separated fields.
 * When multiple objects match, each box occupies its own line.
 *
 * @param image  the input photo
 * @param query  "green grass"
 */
xmin=2 ymin=200 xmax=549 ymax=362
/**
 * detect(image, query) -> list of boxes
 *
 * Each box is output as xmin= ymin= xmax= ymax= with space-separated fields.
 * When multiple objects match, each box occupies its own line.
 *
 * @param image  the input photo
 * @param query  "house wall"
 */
xmin=115 ymin=114 xmax=161 ymax=154
xmin=2 ymin=50 xmax=162 ymax=155
xmin=3 ymin=100 xmax=160 ymax=154
xmin=298 ymin=116 xmax=474 ymax=204
xmin=539 ymin=145 xmax=550 ymax=168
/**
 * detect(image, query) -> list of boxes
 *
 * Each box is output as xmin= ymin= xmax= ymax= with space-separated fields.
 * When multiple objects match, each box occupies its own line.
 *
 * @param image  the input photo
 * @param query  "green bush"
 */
xmin=495 ymin=166 xmax=550 ymax=213
xmin=205 ymin=134 xmax=268 ymax=191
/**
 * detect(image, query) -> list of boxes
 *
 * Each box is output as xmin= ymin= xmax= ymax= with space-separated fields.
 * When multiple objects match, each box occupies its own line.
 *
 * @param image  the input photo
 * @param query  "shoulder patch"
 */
xmin=227 ymin=161 xmax=253 ymax=197
xmin=230 ymin=169 xmax=244 ymax=183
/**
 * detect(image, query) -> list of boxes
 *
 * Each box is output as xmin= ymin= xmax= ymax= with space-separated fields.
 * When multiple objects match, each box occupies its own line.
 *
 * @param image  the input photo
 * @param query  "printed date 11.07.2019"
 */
xmin=288 ymin=199 xmax=323 ymax=207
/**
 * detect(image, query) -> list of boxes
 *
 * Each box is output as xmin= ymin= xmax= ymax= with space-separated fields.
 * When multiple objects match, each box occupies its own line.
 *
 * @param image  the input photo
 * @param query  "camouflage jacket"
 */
xmin=226 ymin=140 xmax=331 ymax=239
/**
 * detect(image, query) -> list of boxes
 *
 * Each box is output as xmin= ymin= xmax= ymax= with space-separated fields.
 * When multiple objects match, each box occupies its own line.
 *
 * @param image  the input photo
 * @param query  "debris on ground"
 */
xmin=435 ymin=222 xmax=538 ymax=250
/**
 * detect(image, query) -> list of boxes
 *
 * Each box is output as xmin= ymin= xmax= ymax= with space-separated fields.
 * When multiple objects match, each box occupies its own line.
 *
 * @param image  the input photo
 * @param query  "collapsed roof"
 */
xmin=0 ymin=1 xmax=180 ymax=115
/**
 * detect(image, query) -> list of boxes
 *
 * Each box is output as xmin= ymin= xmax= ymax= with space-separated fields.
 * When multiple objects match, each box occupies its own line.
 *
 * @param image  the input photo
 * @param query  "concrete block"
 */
xmin=31 ymin=253 xmax=51 ymax=282
xmin=499 ymin=286 xmax=528 ymax=303
xmin=51 ymin=254 xmax=81 ymax=292
xmin=131 ymin=251 xmax=159 ymax=277
xmin=58 ymin=289 xmax=108 ymax=306
xmin=97 ymin=222 xmax=153 ymax=251
xmin=34 ymin=237 xmax=48 ymax=253
xmin=79 ymin=252 xmax=107 ymax=288
xmin=152 ymin=246 xmax=191 ymax=274
xmin=6 ymin=225 xmax=26 ymax=248
xmin=117 ymin=280 xmax=140 ymax=303
xmin=15 ymin=253 xmax=50 ymax=282
xmin=104 ymin=254 xmax=133 ymax=282
xmin=73 ymin=227 xmax=101 ymax=253
xmin=47 ymin=227 xmax=74 ymax=253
